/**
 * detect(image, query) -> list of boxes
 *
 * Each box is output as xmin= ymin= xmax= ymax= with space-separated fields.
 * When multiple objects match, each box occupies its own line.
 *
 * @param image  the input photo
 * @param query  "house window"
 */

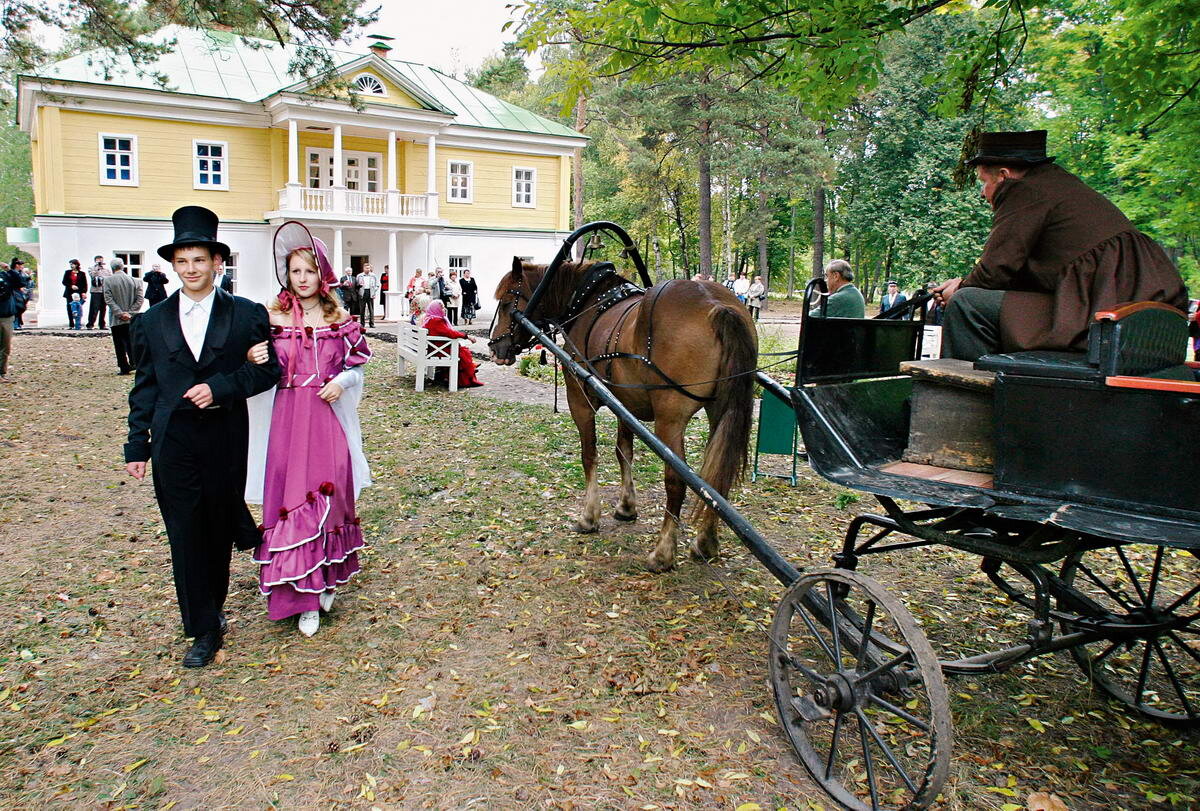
xmin=224 ymin=252 xmax=239 ymax=292
xmin=512 ymin=167 xmax=536 ymax=207
xmin=448 ymin=256 xmax=471 ymax=275
xmin=193 ymin=140 xmax=228 ymax=190
xmin=352 ymin=74 xmax=387 ymax=96
xmin=114 ymin=251 xmax=143 ymax=279
xmin=98 ymin=133 xmax=138 ymax=186
xmin=307 ymin=148 xmax=381 ymax=191
xmin=448 ymin=160 xmax=473 ymax=203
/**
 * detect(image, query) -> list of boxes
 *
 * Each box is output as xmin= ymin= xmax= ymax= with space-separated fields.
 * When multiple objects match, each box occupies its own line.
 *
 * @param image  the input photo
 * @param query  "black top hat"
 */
xmin=157 ymin=206 xmax=231 ymax=261
xmin=965 ymin=130 xmax=1056 ymax=167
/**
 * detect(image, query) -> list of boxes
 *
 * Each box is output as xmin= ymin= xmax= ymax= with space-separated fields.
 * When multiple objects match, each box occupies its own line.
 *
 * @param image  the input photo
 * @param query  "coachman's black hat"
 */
xmin=965 ymin=130 xmax=1056 ymax=167
xmin=157 ymin=205 xmax=231 ymax=261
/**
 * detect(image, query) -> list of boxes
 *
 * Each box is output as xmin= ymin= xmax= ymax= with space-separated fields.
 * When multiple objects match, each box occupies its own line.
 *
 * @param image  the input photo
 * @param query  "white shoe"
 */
xmin=298 ymin=611 xmax=320 ymax=637
xmin=318 ymin=591 xmax=335 ymax=612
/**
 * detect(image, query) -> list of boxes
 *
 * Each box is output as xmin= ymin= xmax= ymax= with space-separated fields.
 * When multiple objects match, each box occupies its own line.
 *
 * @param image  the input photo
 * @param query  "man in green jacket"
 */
xmin=809 ymin=260 xmax=866 ymax=318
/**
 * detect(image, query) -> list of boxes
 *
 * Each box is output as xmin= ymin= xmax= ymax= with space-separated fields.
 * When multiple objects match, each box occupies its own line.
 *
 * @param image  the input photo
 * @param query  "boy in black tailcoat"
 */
xmin=124 ymin=206 xmax=280 ymax=668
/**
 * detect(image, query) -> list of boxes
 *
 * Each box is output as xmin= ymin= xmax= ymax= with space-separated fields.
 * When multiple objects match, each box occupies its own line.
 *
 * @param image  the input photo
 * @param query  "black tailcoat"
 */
xmin=124 ymin=289 xmax=280 ymax=637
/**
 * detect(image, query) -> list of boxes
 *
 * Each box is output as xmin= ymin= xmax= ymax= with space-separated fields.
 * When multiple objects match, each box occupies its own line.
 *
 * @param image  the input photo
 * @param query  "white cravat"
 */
xmin=179 ymin=288 xmax=217 ymax=361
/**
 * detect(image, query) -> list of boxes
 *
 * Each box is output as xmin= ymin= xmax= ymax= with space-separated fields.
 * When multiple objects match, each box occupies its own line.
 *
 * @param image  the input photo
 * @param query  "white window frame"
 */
xmin=224 ymin=252 xmax=239 ymax=293
xmin=448 ymin=256 xmax=472 ymax=274
xmin=447 ymin=159 xmax=473 ymax=203
xmin=192 ymin=139 xmax=229 ymax=191
xmin=306 ymin=148 xmax=382 ymax=192
xmin=512 ymin=166 xmax=537 ymax=208
xmin=352 ymin=73 xmax=387 ymax=97
xmin=113 ymin=251 xmax=143 ymax=279
xmin=98 ymin=133 xmax=139 ymax=186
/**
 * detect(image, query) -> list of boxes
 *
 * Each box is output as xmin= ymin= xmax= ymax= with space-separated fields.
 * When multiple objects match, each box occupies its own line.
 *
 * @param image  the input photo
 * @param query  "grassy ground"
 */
xmin=0 ymin=335 xmax=1196 ymax=809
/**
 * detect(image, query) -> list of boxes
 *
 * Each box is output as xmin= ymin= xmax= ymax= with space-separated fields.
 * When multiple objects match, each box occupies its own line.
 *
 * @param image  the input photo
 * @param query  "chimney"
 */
xmin=367 ymin=34 xmax=394 ymax=59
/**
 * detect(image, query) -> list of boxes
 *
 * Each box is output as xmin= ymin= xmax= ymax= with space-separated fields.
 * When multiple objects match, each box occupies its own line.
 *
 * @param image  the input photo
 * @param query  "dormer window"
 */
xmin=352 ymin=74 xmax=386 ymax=96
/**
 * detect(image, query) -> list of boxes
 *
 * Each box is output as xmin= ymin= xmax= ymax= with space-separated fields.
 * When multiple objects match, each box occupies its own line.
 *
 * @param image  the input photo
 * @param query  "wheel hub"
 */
xmin=812 ymin=673 xmax=858 ymax=713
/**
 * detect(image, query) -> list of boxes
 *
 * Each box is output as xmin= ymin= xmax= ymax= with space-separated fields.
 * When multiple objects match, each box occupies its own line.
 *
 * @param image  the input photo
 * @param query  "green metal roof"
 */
xmin=24 ymin=26 xmax=583 ymax=141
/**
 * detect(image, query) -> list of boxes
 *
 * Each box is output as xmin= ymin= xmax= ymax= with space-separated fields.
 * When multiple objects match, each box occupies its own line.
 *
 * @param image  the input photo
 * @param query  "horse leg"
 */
xmin=567 ymin=384 xmax=602 ymax=534
xmin=646 ymin=416 xmax=687 ymax=573
xmin=690 ymin=405 xmax=722 ymax=561
xmin=613 ymin=420 xmax=638 ymax=521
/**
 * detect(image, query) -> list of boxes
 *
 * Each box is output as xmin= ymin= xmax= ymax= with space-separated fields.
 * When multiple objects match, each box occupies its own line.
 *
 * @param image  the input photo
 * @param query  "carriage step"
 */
xmin=900 ymin=359 xmax=995 ymax=473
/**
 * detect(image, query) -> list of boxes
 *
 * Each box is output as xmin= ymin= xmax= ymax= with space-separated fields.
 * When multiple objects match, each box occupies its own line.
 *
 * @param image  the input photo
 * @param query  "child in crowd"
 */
xmin=68 ymin=293 xmax=83 ymax=329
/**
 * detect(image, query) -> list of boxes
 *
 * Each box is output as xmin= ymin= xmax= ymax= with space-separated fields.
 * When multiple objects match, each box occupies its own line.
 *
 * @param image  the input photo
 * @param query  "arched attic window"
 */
xmin=352 ymin=74 xmax=386 ymax=96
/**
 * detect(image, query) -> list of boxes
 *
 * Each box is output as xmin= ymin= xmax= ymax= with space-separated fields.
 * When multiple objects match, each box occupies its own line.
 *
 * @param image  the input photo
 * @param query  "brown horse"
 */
xmin=490 ymin=258 xmax=758 ymax=571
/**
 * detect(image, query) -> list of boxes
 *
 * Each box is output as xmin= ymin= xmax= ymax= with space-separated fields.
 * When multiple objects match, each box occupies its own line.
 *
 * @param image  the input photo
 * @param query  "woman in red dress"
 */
xmin=422 ymin=299 xmax=484 ymax=388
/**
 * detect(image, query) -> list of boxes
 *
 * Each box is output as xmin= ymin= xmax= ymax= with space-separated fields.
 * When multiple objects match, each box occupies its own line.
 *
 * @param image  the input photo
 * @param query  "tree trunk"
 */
xmin=828 ymin=195 xmax=837 ymax=260
xmin=697 ymin=93 xmax=714 ymax=278
xmin=811 ymin=184 xmax=825 ymax=279
xmin=670 ymin=185 xmax=691 ymax=278
xmin=652 ymin=233 xmax=662 ymax=281
xmin=757 ymin=169 xmax=770 ymax=287
xmin=787 ymin=202 xmax=797 ymax=298
xmin=571 ymin=92 xmax=587 ymax=258
xmin=722 ymin=175 xmax=733 ymax=278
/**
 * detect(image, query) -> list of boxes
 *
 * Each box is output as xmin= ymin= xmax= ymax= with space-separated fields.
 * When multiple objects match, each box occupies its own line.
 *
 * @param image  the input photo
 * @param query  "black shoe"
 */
xmin=183 ymin=629 xmax=223 ymax=668
xmin=218 ymin=612 xmax=228 ymax=635
xmin=117 ymin=369 xmax=132 ymax=376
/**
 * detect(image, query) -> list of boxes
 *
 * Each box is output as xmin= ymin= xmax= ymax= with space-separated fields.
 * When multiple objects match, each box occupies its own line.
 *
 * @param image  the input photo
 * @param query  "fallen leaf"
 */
xmin=1027 ymin=792 xmax=1069 ymax=811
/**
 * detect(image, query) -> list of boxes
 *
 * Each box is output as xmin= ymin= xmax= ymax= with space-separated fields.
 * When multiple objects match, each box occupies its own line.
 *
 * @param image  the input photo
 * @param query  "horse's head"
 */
xmin=488 ymin=257 xmax=545 ymax=365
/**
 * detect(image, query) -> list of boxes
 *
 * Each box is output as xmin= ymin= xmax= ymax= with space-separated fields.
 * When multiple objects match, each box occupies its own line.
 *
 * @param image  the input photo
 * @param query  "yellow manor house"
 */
xmin=9 ymin=27 xmax=585 ymax=326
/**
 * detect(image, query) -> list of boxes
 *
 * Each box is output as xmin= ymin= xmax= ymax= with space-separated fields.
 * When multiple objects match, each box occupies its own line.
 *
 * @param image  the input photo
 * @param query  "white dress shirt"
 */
xmin=179 ymin=288 xmax=217 ymax=361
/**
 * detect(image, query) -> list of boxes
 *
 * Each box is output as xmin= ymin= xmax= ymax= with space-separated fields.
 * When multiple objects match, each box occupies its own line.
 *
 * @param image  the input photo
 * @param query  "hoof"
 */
xmin=572 ymin=520 xmax=599 ymax=534
xmin=613 ymin=508 xmax=638 ymax=522
xmin=645 ymin=554 xmax=675 ymax=573
xmin=689 ymin=538 xmax=720 ymax=562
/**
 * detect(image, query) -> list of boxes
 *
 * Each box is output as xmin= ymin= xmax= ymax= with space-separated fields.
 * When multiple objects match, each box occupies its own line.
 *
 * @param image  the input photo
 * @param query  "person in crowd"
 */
xmin=143 ymin=263 xmax=170 ymax=307
xmin=0 ymin=261 xmax=25 ymax=381
xmin=217 ymin=266 xmax=235 ymax=294
xmin=722 ymin=271 xmax=737 ymax=294
xmin=733 ymin=271 xmax=751 ymax=303
xmin=379 ymin=265 xmax=389 ymax=320
xmin=123 ymin=206 xmax=280 ymax=668
xmin=809 ymin=260 xmax=866 ymax=319
xmin=62 ymin=259 xmax=89 ymax=322
xmin=446 ymin=269 xmax=462 ymax=325
xmin=406 ymin=268 xmax=424 ymax=305
xmin=879 ymin=280 xmax=908 ymax=319
xmin=933 ymin=130 xmax=1188 ymax=361
xmin=459 ymin=269 xmax=480 ymax=325
xmin=243 ymin=221 xmax=371 ymax=639
xmin=924 ymin=282 xmax=945 ymax=325
xmin=104 ymin=258 xmax=144 ymax=375
xmin=10 ymin=259 xmax=32 ymax=329
xmin=68 ymin=293 xmax=83 ymax=330
xmin=409 ymin=293 xmax=430 ymax=326
xmin=428 ymin=267 xmax=449 ymax=305
xmin=746 ymin=275 xmax=766 ymax=321
xmin=337 ymin=267 xmax=354 ymax=312
xmin=691 ymin=272 xmax=705 ymax=282
xmin=421 ymin=299 xmax=483 ymax=389
xmin=357 ymin=263 xmax=378 ymax=328
xmin=87 ymin=255 xmax=111 ymax=329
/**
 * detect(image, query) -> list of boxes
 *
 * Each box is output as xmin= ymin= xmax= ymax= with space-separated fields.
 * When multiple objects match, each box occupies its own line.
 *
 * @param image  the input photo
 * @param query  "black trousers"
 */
xmin=152 ymin=409 xmax=254 ymax=638
xmin=360 ymin=295 xmax=375 ymax=327
xmin=111 ymin=321 xmax=134 ymax=372
xmin=87 ymin=295 xmax=107 ymax=328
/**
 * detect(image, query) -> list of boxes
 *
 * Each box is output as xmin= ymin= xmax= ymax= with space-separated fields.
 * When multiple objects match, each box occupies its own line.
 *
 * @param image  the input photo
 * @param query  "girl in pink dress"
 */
xmin=245 ymin=222 xmax=372 ymax=637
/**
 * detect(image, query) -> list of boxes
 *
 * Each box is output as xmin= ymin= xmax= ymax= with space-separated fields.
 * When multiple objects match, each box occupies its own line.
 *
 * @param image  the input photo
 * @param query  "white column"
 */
xmin=285 ymin=119 xmax=301 ymax=210
xmin=426 ymin=135 xmax=439 ymax=218
xmin=332 ymin=125 xmax=346 ymax=213
xmin=333 ymin=228 xmax=344 ymax=282
xmin=386 ymin=130 xmax=399 ymax=216
xmin=424 ymin=232 xmax=433 ymax=271
xmin=387 ymin=229 xmax=402 ymax=316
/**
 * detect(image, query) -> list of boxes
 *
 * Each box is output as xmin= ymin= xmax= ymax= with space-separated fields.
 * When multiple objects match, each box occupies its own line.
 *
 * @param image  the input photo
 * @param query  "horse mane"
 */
xmin=493 ymin=259 xmax=608 ymax=320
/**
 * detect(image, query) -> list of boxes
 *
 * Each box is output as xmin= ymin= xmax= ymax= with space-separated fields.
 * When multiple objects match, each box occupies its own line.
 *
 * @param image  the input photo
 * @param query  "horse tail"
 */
xmin=692 ymin=303 xmax=757 ymax=524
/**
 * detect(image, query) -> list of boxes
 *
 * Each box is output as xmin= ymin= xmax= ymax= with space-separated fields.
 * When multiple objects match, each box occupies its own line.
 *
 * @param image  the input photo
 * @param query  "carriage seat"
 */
xmin=974 ymin=301 xmax=1188 ymax=383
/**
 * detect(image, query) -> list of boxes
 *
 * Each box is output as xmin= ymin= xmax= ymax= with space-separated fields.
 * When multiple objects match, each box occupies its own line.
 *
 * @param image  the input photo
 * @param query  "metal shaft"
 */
xmin=517 ymin=311 xmax=802 ymax=587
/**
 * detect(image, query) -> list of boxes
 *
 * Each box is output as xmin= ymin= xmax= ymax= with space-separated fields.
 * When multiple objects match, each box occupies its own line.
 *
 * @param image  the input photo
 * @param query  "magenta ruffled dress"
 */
xmin=254 ymin=320 xmax=371 ymax=620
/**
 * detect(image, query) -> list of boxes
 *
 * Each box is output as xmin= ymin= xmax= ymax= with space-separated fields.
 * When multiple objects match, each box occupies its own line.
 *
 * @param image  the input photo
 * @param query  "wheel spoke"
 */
xmin=1166 ymin=631 xmax=1200 ymax=667
xmin=1152 ymin=638 xmax=1197 ymax=719
xmin=853 ymin=650 xmax=913 ymax=687
xmin=824 ymin=711 xmax=843 ymax=781
xmin=859 ymin=714 xmax=881 ymax=809
xmin=1164 ymin=582 xmax=1200 ymax=614
xmin=827 ymin=581 xmax=844 ymax=667
xmin=786 ymin=654 xmax=827 ymax=686
xmin=1076 ymin=560 xmax=1137 ymax=611
xmin=856 ymin=707 xmax=919 ymax=795
xmin=856 ymin=599 xmax=877 ymax=671
xmin=1090 ymin=639 xmax=1124 ymax=667
xmin=868 ymin=694 xmax=931 ymax=732
xmin=794 ymin=600 xmax=837 ymax=665
xmin=1133 ymin=641 xmax=1154 ymax=708
xmin=1146 ymin=546 xmax=1165 ymax=607
xmin=1116 ymin=546 xmax=1149 ymax=605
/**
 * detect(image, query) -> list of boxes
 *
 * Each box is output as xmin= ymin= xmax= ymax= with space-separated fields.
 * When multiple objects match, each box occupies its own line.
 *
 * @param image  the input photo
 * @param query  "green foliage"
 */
xmin=0 ymin=90 xmax=35 ymax=265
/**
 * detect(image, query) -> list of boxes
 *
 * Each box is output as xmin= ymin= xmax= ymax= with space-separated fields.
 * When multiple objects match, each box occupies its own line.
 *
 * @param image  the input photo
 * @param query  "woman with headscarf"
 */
xmin=421 ymin=299 xmax=483 ymax=389
xmin=243 ymin=222 xmax=372 ymax=637
xmin=459 ymin=269 xmax=479 ymax=325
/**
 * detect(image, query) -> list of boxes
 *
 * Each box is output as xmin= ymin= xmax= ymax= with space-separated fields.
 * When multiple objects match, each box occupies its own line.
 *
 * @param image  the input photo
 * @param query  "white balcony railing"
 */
xmin=277 ymin=187 xmax=429 ymax=218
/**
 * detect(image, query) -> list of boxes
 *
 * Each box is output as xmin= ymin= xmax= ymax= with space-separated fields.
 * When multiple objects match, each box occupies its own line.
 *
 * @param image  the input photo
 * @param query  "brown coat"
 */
xmin=961 ymin=163 xmax=1188 ymax=351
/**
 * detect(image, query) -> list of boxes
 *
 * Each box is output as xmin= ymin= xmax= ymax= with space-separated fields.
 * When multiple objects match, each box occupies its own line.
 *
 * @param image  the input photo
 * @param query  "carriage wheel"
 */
xmin=1060 ymin=544 xmax=1200 ymax=727
xmin=769 ymin=569 xmax=952 ymax=810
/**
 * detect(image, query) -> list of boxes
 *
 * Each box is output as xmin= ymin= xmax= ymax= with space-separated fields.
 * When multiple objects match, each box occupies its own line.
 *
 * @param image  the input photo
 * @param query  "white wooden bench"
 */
xmin=397 ymin=322 xmax=460 ymax=392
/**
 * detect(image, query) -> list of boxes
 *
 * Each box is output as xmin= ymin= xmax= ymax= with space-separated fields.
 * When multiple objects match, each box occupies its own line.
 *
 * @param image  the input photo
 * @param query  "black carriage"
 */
xmin=505 ymin=223 xmax=1199 ymax=811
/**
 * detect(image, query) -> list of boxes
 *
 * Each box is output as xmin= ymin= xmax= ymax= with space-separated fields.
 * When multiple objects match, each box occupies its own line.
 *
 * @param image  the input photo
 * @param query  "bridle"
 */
xmin=486 ymin=280 xmax=536 ymax=363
